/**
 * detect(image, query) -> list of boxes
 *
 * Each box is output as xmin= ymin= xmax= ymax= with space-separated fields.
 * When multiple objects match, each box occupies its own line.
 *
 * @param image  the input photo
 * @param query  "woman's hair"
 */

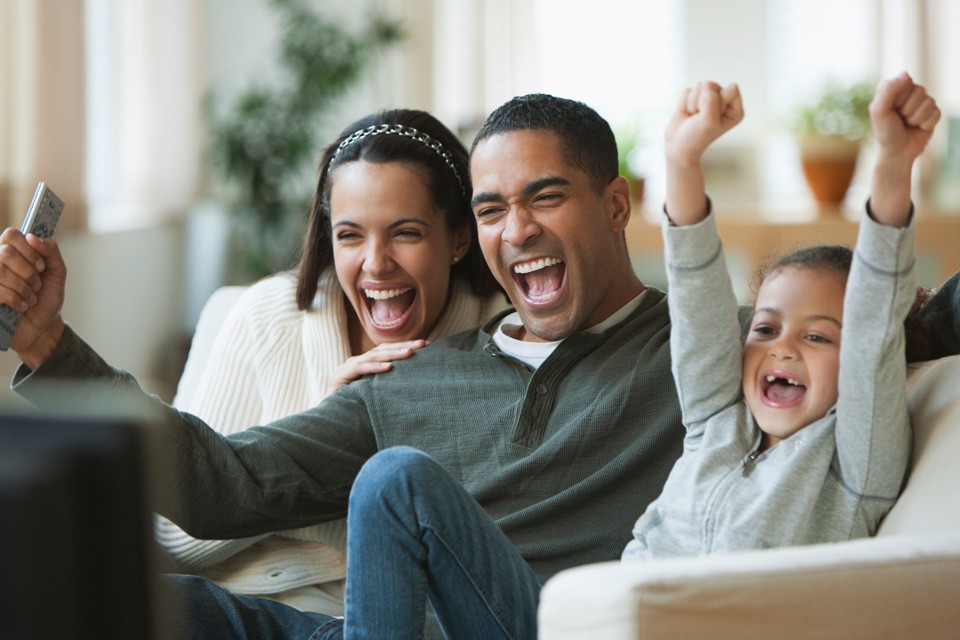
xmin=295 ymin=109 xmax=501 ymax=310
xmin=751 ymin=244 xmax=853 ymax=301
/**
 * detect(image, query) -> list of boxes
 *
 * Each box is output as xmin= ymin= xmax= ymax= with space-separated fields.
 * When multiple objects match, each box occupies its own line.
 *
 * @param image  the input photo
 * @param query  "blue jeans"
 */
xmin=164 ymin=574 xmax=344 ymax=640
xmin=167 ymin=446 xmax=539 ymax=639
xmin=344 ymin=446 xmax=541 ymax=639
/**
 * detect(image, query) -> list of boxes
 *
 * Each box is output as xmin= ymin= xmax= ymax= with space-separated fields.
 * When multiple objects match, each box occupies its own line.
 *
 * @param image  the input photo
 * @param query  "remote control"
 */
xmin=0 ymin=181 xmax=65 ymax=350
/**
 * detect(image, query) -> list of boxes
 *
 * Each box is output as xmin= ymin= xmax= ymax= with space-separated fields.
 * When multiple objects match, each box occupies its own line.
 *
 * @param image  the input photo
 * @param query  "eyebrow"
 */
xmin=753 ymin=308 xmax=842 ymax=328
xmin=333 ymin=217 xmax=429 ymax=230
xmin=470 ymin=176 xmax=571 ymax=208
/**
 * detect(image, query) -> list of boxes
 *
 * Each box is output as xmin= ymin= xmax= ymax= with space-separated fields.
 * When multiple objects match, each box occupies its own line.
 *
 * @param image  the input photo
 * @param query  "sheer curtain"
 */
xmin=0 ymin=0 xmax=86 ymax=230
xmin=84 ymin=0 xmax=204 ymax=232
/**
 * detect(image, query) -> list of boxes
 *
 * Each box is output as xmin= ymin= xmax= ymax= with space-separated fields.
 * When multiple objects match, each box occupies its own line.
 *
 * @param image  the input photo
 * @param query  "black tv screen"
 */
xmin=0 ymin=411 xmax=181 ymax=639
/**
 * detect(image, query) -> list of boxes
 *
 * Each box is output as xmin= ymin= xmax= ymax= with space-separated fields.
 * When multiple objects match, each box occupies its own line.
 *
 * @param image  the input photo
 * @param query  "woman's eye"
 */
xmin=396 ymin=229 xmax=422 ymax=239
xmin=336 ymin=232 xmax=360 ymax=242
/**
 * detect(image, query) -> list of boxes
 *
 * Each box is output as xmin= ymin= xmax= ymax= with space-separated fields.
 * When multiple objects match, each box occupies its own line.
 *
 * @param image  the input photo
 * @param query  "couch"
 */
xmin=176 ymin=288 xmax=960 ymax=639
xmin=538 ymin=353 xmax=960 ymax=640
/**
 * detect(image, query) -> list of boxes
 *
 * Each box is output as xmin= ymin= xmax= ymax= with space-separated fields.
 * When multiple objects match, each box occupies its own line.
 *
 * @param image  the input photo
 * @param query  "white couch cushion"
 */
xmin=878 ymin=354 xmax=960 ymax=536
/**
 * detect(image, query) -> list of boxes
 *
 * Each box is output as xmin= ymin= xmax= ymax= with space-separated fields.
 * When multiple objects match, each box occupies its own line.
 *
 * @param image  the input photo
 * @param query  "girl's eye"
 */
xmin=336 ymin=231 xmax=361 ymax=242
xmin=805 ymin=334 xmax=832 ymax=344
xmin=752 ymin=325 xmax=776 ymax=336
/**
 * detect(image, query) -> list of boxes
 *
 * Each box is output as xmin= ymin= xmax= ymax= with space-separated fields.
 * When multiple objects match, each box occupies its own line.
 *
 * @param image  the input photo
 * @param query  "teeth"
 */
xmin=364 ymin=288 xmax=411 ymax=300
xmin=514 ymin=257 xmax=562 ymax=274
xmin=766 ymin=375 xmax=801 ymax=386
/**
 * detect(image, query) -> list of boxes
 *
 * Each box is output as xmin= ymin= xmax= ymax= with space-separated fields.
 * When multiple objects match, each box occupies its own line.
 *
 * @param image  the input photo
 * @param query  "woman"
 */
xmin=156 ymin=109 xmax=507 ymax=615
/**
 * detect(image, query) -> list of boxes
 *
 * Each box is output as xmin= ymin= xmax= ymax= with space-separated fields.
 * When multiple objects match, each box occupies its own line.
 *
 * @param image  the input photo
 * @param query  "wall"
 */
xmin=0 ymin=223 xmax=187 ymax=410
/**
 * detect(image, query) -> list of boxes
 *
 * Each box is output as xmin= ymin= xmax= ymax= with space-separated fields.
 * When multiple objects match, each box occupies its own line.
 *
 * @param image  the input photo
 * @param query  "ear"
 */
xmin=605 ymin=175 xmax=633 ymax=233
xmin=451 ymin=225 xmax=471 ymax=263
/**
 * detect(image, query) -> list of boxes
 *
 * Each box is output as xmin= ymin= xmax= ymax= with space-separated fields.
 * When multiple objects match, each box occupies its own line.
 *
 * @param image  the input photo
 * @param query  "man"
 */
xmin=2 ymin=93 xmax=956 ymax=639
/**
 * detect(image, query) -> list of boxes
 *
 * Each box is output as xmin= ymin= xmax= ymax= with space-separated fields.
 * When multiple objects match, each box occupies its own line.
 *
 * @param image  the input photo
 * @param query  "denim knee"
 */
xmin=350 ymin=446 xmax=443 ymax=510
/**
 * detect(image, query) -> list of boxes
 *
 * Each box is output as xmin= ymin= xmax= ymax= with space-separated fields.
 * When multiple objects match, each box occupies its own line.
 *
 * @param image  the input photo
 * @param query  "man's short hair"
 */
xmin=471 ymin=94 xmax=619 ymax=193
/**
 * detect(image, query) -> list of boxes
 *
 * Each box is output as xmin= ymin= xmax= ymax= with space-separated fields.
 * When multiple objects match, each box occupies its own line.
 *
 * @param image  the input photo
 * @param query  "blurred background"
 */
xmin=1 ymin=0 xmax=959 ymax=404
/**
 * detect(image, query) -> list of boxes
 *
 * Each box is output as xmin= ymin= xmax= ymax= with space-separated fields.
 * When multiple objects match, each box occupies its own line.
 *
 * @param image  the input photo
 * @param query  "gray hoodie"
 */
xmin=623 ymin=211 xmax=914 ymax=560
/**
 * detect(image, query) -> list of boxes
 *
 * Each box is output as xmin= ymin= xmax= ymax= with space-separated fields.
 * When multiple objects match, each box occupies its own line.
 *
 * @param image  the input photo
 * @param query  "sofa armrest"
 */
xmin=538 ymin=532 xmax=960 ymax=640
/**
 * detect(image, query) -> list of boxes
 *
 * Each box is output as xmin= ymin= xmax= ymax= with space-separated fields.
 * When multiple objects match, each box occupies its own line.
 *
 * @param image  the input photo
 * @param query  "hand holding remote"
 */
xmin=0 ymin=181 xmax=67 ymax=362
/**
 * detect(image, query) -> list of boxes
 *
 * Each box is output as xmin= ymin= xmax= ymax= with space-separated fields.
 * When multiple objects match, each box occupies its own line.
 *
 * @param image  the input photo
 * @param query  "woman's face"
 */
xmin=329 ymin=160 xmax=470 ymax=349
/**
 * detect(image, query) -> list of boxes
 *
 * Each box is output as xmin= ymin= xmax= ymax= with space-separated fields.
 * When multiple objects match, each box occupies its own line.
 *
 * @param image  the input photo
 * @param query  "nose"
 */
xmin=769 ymin=335 xmax=798 ymax=360
xmin=501 ymin=207 xmax=540 ymax=248
xmin=362 ymin=238 xmax=394 ymax=276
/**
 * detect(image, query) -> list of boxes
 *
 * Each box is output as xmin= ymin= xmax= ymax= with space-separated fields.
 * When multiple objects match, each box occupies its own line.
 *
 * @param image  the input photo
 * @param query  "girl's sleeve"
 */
xmin=662 ymin=210 xmax=745 ymax=438
xmin=835 ymin=212 xmax=915 ymax=502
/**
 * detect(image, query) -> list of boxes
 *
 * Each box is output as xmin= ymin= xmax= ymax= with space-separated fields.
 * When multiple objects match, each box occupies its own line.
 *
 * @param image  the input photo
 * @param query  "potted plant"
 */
xmin=791 ymin=79 xmax=873 ymax=209
xmin=206 ymin=0 xmax=403 ymax=282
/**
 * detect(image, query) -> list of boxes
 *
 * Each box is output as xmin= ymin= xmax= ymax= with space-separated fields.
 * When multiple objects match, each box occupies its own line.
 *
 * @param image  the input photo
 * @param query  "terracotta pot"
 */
xmin=799 ymin=137 xmax=861 ymax=209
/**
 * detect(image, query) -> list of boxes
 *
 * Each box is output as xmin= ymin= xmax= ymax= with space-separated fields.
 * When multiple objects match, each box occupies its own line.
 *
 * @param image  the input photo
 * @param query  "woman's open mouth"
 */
xmin=363 ymin=287 xmax=416 ymax=331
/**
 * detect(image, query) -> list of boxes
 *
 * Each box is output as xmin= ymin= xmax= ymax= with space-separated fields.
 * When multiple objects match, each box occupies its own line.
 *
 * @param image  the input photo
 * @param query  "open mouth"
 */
xmin=363 ymin=287 xmax=416 ymax=331
xmin=512 ymin=257 xmax=565 ymax=304
xmin=761 ymin=374 xmax=807 ymax=407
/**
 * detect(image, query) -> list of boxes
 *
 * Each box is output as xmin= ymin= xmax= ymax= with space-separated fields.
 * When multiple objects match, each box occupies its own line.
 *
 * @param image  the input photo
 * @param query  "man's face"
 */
xmin=470 ymin=130 xmax=630 ymax=342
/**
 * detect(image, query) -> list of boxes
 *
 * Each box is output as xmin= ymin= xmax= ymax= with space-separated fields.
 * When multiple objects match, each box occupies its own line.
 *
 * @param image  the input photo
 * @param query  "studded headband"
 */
xmin=330 ymin=123 xmax=466 ymax=195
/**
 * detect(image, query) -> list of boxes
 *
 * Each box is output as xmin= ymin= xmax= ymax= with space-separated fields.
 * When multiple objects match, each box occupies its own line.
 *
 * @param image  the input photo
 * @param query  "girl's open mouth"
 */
xmin=761 ymin=374 xmax=807 ymax=407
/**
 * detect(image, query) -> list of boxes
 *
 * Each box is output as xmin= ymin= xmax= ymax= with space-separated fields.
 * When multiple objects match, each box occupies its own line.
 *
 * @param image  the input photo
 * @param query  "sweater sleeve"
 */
xmin=155 ymin=288 xmax=270 ymax=570
xmin=13 ymin=326 xmax=378 ymax=539
xmin=662 ymin=212 xmax=744 ymax=438
xmin=835 ymin=212 xmax=915 ymax=499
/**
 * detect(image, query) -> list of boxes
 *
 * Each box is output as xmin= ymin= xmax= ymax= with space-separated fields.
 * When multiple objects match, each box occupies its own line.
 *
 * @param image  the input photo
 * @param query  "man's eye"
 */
xmin=535 ymin=192 xmax=562 ymax=203
xmin=475 ymin=207 xmax=503 ymax=219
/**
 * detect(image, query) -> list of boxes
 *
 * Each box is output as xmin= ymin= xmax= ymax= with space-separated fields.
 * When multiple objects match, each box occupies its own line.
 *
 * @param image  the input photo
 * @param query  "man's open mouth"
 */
xmin=513 ymin=257 xmax=565 ymax=303
xmin=363 ymin=287 xmax=416 ymax=330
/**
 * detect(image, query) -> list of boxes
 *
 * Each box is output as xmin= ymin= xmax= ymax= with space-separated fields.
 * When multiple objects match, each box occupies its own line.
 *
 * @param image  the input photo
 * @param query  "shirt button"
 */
xmin=536 ymin=383 xmax=548 ymax=395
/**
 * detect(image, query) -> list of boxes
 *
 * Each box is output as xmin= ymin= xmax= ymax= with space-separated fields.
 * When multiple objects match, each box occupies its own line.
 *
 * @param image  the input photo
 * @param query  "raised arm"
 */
xmin=664 ymin=81 xmax=743 ymax=225
xmin=0 ymin=228 xmax=66 ymax=367
xmin=836 ymin=73 xmax=940 ymax=498
xmin=868 ymin=71 xmax=941 ymax=226
xmin=661 ymin=82 xmax=745 ymax=431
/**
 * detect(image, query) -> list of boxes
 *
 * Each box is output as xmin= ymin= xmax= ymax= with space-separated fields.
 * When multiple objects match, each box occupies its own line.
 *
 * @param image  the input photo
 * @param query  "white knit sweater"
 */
xmin=156 ymin=269 xmax=508 ymax=614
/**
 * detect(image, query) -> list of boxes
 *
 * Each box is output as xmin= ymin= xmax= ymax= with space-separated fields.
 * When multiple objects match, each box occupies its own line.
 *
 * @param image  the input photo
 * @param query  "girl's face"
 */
xmin=742 ymin=266 xmax=846 ymax=449
xmin=329 ymin=160 xmax=470 ymax=352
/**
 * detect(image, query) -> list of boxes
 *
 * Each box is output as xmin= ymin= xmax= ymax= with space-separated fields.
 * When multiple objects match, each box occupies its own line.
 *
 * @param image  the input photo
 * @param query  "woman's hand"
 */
xmin=326 ymin=339 xmax=428 ymax=394
xmin=0 ymin=228 xmax=67 ymax=368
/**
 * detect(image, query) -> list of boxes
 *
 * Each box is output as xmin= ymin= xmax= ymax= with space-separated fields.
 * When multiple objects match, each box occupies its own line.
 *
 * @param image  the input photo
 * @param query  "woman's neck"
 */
xmin=346 ymin=303 xmax=376 ymax=356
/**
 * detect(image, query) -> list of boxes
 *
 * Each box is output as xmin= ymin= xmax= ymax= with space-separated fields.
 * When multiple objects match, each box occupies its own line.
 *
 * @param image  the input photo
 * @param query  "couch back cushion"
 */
xmin=878 ymin=354 xmax=960 ymax=536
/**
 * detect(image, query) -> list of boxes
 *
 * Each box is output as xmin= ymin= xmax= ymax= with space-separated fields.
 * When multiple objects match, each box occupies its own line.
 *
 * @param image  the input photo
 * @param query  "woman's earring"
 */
xmin=452 ymin=255 xmax=460 ymax=264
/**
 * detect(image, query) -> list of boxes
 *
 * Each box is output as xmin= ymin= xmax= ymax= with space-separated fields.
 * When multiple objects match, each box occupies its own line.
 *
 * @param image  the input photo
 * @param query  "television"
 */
xmin=0 ymin=410 xmax=183 ymax=639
